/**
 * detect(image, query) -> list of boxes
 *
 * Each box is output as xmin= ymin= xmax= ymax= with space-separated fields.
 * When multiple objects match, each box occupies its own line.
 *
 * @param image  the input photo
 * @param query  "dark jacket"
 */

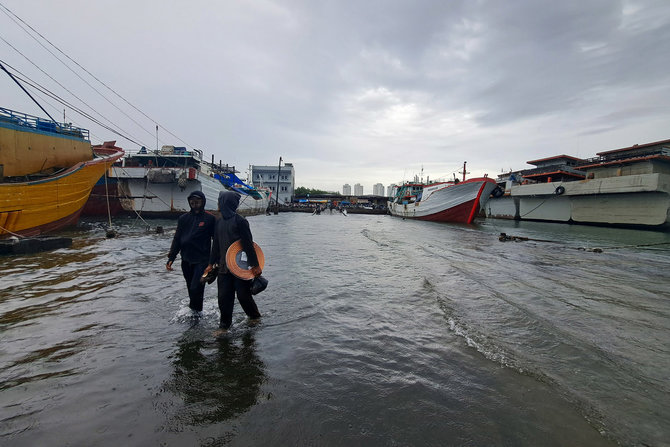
xmin=210 ymin=191 xmax=259 ymax=272
xmin=168 ymin=190 xmax=216 ymax=264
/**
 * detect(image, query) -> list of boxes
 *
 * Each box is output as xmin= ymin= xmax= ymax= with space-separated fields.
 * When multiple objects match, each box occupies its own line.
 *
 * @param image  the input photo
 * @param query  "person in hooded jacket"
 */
xmin=166 ymin=190 xmax=216 ymax=312
xmin=206 ymin=191 xmax=262 ymax=334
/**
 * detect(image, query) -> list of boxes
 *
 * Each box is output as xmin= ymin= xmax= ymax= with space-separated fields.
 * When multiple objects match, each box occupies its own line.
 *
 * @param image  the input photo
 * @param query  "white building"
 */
xmin=354 ymin=183 xmax=364 ymax=195
xmin=373 ymin=183 xmax=385 ymax=196
xmin=342 ymin=183 xmax=351 ymax=195
xmin=250 ymin=162 xmax=295 ymax=205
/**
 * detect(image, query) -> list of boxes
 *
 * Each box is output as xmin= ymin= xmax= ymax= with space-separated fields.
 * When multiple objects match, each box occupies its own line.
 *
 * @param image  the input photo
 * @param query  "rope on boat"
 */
xmin=110 ymin=166 xmax=155 ymax=230
xmin=132 ymin=175 xmax=151 ymax=228
xmin=103 ymin=161 xmax=117 ymax=238
xmin=0 ymin=224 xmax=24 ymax=238
xmin=515 ymin=181 xmax=567 ymax=218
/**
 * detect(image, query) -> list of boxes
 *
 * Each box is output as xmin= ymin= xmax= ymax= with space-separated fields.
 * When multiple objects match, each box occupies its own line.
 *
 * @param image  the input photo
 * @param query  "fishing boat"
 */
xmin=485 ymin=138 xmax=670 ymax=229
xmin=388 ymin=163 xmax=498 ymax=224
xmin=0 ymin=107 xmax=124 ymax=238
xmin=83 ymin=145 xmax=270 ymax=217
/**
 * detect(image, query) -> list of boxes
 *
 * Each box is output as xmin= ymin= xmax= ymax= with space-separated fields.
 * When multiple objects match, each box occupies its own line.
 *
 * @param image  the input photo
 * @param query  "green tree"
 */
xmin=295 ymin=186 xmax=340 ymax=196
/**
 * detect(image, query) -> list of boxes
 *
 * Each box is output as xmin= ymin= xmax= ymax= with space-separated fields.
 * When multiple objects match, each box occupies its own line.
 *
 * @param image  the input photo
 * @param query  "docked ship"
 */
xmin=0 ymin=107 xmax=124 ymax=238
xmin=485 ymin=138 xmax=670 ymax=229
xmin=388 ymin=164 xmax=498 ymax=224
xmin=83 ymin=145 xmax=270 ymax=218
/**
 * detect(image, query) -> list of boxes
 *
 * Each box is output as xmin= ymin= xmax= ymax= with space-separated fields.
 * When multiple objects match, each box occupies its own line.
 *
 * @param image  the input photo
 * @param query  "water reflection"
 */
xmin=164 ymin=330 xmax=266 ymax=426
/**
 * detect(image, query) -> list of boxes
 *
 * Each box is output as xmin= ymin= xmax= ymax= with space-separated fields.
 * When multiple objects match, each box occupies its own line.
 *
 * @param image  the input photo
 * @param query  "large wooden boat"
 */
xmin=388 ymin=164 xmax=497 ymax=224
xmin=0 ymin=107 xmax=124 ymax=238
xmin=82 ymin=145 xmax=270 ymax=218
xmin=485 ymin=139 xmax=670 ymax=229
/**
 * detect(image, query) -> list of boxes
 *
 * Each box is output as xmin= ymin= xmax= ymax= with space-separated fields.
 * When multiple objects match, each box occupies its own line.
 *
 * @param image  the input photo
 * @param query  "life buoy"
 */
xmin=555 ymin=186 xmax=565 ymax=195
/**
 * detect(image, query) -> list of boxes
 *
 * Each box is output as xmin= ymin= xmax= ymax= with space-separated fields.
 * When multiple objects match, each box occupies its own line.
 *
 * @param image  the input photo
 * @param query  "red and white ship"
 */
xmin=388 ymin=163 xmax=498 ymax=224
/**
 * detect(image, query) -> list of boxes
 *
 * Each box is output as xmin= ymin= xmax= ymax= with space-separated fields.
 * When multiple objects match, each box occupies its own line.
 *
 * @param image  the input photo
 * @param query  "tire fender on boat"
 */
xmin=555 ymin=186 xmax=565 ymax=195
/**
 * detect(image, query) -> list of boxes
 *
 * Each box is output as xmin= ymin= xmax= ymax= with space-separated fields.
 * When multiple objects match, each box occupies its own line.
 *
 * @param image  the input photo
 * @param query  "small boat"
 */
xmin=83 ymin=145 xmax=270 ymax=217
xmin=388 ymin=164 xmax=497 ymax=224
xmin=0 ymin=107 xmax=124 ymax=238
xmin=486 ymin=139 xmax=670 ymax=229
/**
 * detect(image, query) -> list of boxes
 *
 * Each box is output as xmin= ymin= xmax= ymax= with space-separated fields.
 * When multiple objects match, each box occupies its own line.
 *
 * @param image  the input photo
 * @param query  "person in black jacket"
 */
xmin=166 ymin=190 xmax=216 ymax=312
xmin=206 ymin=191 xmax=262 ymax=334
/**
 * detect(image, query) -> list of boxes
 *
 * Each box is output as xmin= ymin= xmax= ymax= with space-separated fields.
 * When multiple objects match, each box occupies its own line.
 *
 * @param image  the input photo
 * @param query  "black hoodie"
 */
xmin=210 ymin=191 xmax=259 ymax=271
xmin=167 ymin=190 xmax=216 ymax=264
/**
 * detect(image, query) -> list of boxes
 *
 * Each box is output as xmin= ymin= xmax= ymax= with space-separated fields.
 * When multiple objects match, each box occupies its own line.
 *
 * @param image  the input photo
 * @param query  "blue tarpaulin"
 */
xmin=214 ymin=173 xmax=254 ymax=190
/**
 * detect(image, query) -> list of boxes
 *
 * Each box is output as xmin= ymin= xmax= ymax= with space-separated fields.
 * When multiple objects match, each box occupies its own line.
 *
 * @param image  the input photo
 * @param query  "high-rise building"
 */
xmin=387 ymin=184 xmax=397 ymax=197
xmin=342 ymin=183 xmax=351 ymax=195
xmin=373 ymin=183 xmax=385 ymax=196
xmin=250 ymin=162 xmax=295 ymax=204
xmin=354 ymin=183 xmax=364 ymax=196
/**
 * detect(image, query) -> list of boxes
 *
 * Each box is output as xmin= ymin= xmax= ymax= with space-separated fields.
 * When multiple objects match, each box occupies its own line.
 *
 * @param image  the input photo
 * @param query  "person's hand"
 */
xmin=166 ymin=260 xmax=173 ymax=271
xmin=250 ymin=265 xmax=262 ymax=278
xmin=204 ymin=264 xmax=213 ymax=275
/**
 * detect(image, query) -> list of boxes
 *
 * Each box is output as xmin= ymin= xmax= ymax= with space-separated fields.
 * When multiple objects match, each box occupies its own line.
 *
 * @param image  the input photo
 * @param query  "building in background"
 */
xmin=372 ymin=183 xmax=385 ymax=196
xmin=251 ymin=163 xmax=295 ymax=205
xmin=354 ymin=183 xmax=364 ymax=195
xmin=342 ymin=183 xmax=351 ymax=195
xmin=387 ymin=184 xmax=397 ymax=197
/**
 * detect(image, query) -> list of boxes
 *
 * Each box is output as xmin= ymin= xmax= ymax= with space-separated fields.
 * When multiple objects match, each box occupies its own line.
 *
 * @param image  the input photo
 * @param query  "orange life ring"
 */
xmin=225 ymin=240 xmax=265 ymax=280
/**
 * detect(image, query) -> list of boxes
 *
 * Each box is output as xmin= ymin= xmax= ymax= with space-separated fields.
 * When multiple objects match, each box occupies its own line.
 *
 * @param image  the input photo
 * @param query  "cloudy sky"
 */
xmin=2 ymin=0 xmax=669 ymax=193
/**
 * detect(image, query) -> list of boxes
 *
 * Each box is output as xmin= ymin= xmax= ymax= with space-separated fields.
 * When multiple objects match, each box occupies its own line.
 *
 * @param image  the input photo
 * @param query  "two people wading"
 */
xmin=167 ymin=191 xmax=263 ymax=334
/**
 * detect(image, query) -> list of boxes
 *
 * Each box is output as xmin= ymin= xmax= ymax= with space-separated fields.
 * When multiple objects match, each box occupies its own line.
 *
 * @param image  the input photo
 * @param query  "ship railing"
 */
xmin=0 ymin=107 xmax=89 ymax=140
xmin=579 ymin=147 xmax=669 ymax=165
xmin=496 ymin=164 xmax=587 ymax=183
xmin=134 ymin=146 xmax=203 ymax=159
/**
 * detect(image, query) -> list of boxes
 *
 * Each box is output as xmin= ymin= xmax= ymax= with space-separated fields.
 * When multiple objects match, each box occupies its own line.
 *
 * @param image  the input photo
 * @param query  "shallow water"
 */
xmin=1 ymin=213 xmax=669 ymax=446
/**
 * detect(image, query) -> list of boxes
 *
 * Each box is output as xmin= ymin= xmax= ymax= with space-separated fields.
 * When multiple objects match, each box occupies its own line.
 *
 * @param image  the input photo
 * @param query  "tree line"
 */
xmin=294 ymin=186 xmax=340 ymax=196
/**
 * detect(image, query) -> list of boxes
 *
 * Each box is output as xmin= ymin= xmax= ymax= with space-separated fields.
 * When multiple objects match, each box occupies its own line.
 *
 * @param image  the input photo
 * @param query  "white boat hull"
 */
xmin=112 ymin=166 xmax=269 ymax=217
xmin=389 ymin=178 xmax=497 ymax=224
xmin=485 ymin=173 xmax=670 ymax=228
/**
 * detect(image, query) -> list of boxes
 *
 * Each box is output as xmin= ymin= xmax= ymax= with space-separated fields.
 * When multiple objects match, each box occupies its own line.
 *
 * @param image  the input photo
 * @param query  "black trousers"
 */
xmin=180 ymin=260 xmax=208 ymax=311
xmin=217 ymin=272 xmax=261 ymax=329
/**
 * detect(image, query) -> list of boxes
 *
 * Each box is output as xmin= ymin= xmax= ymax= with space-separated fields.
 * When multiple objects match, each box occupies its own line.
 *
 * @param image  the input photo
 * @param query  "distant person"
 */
xmin=206 ymin=191 xmax=262 ymax=335
xmin=166 ymin=191 xmax=216 ymax=312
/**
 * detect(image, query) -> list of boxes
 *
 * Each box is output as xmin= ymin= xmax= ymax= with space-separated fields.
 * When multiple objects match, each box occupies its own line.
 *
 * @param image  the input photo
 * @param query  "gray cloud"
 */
xmin=1 ymin=0 xmax=669 ymax=192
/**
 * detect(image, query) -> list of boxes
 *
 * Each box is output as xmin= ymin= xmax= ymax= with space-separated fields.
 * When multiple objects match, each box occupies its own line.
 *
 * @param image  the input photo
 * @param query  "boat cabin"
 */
xmin=392 ymin=183 xmax=424 ymax=204
xmin=121 ymin=145 xmax=203 ymax=169
xmin=497 ymin=155 xmax=586 ymax=185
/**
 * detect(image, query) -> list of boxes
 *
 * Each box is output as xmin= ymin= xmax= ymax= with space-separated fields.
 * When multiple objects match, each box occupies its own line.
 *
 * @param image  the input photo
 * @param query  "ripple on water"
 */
xmin=1 ymin=215 xmax=669 ymax=446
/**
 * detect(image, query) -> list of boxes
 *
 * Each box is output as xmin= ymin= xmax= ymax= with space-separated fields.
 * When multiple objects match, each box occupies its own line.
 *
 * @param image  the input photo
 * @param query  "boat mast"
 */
xmin=462 ymin=161 xmax=469 ymax=181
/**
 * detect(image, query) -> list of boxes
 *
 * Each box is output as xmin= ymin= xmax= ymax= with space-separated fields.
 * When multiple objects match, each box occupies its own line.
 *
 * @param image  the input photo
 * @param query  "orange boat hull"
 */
xmin=0 ymin=146 xmax=124 ymax=238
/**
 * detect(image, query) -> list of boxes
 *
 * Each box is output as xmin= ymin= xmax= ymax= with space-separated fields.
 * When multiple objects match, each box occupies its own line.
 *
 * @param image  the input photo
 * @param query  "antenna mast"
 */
xmin=462 ymin=161 xmax=469 ymax=181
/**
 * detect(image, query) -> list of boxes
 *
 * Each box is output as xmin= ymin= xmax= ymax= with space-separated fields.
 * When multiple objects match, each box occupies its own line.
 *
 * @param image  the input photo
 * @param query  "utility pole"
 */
xmin=274 ymin=156 xmax=282 ymax=214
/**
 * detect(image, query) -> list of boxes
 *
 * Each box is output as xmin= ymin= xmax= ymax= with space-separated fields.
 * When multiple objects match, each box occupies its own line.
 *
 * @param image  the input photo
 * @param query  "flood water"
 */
xmin=1 ymin=212 xmax=669 ymax=446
